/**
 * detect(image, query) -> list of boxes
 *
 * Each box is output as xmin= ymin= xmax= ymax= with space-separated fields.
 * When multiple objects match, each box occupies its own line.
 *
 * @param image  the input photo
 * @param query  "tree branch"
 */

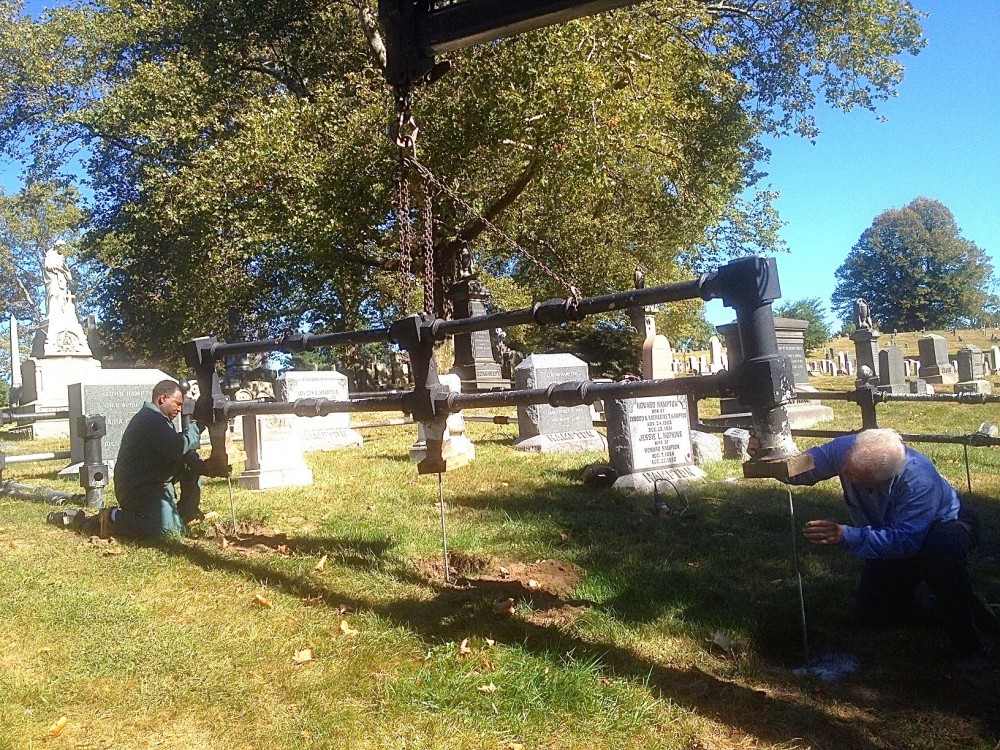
xmin=74 ymin=121 xmax=194 ymax=169
xmin=437 ymin=155 xmax=542 ymax=259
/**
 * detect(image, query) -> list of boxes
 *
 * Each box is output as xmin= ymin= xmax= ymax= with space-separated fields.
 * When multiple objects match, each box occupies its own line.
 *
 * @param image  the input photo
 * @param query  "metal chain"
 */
xmin=421 ymin=180 xmax=435 ymax=315
xmin=391 ymin=87 xmax=419 ymax=313
xmin=396 ymin=160 xmax=414 ymax=313
xmin=405 ymin=156 xmax=581 ymax=302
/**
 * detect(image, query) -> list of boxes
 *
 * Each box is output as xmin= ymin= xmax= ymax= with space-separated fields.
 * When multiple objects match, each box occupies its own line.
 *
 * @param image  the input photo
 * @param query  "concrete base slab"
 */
xmin=612 ymin=465 xmax=706 ymax=495
xmin=513 ymin=430 xmax=607 ymax=453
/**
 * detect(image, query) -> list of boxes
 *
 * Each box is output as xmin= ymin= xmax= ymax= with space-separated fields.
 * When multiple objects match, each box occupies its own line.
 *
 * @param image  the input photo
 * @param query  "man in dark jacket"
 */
xmin=93 ymin=380 xmax=223 ymax=538
xmin=785 ymin=428 xmax=998 ymax=659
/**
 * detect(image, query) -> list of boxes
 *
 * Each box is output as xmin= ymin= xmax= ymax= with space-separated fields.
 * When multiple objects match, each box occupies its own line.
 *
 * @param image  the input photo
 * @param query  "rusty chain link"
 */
xmin=392 ymin=87 xmax=419 ymax=313
xmin=421 ymin=183 xmax=435 ymax=315
xmin=404 ymin=156 xmax=581 ymax=304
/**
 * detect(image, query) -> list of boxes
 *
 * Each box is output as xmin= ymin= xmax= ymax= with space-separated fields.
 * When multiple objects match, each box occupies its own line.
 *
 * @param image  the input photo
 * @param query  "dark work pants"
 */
xmin=854 ymin=507 xmax=999 ymax=655
xmin=112 ymin=454 xmax=202 ymax=539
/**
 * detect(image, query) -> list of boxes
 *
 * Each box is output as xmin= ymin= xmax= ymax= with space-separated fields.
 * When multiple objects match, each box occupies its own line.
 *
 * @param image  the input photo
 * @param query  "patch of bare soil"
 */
xmin=202 ymin=521 xmax=295 ymax=557
xmin=411 ymin=552 xmax=589 ymax=627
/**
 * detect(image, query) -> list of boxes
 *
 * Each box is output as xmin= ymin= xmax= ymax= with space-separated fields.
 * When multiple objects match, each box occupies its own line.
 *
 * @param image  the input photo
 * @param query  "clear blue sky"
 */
xmin=3 ymin=0 xmax=997 ymax=331
xmin=705 ymin=0 xmax=1000 ymax=328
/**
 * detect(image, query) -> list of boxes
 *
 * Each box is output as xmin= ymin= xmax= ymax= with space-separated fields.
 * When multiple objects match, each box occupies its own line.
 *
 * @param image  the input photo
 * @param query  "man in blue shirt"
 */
xmin=786 ymin=429 xmax=997 ymax=658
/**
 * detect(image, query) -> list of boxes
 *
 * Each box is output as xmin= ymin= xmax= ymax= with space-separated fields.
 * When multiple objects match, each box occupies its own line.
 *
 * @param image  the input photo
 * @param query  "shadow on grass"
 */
xmin=147 ymin=475 xmax=1000 ymax=746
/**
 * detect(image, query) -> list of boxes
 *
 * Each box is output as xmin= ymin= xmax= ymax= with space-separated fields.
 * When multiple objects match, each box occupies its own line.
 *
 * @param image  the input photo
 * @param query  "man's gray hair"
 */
xmin=845 ymin=428 xmax=906 ymax=483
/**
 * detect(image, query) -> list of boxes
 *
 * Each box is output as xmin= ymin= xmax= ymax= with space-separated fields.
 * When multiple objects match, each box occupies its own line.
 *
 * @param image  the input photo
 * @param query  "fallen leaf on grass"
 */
xmin=485 ymin=638 xmax=496 ymax=648
xmin=477 ymin=682 xmax=498 ymax=693
xmin=499 ymin=482 xmax=509 ymax=487
xmin=507 ymin=743 xmax=523 ymax=750
xmin=313 ymin=555 xmax=328 ymax=572
xmin=102 ymin=546 xmax=123 ymax=557
xmin=37 ymin=647 xmax=51 ymax=656
xmin=494 ymin=598 xmax=516 ymax=617
xmin=253 ymin=594 xmax=273 ymax=609
xmin=459 ymin=638 xmax=473 ymax=655
xmin=339 ymin=620 xmax=359 ymax=637
xmin=498 ymin=566 xmax=510 ymax=578
xmin=292 ymin=648 xmax=314 ymax=665
xmin=276 ymin=544 xmax=289 ymax=554
xmin=48 ymin=716 xmax=68 ymax=737
xmin=301 ymin=595 xmax=323 ymax=606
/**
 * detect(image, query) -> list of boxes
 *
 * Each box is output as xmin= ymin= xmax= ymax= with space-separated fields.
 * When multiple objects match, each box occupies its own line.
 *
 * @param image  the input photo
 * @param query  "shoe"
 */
xmin=78 ymin=513 xmax=101 ymax=536
xmin=183 ymin=510 xmax=206 ymax=525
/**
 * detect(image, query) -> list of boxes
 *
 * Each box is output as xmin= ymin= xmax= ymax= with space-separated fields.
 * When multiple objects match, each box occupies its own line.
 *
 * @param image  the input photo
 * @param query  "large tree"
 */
xmin=831 ymin=197 xmax=993 ymax=331
xmin=0 ymin=0 xmax=926 ymax=366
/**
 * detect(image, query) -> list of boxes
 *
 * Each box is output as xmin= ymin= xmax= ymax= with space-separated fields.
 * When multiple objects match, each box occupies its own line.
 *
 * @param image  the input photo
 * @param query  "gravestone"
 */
xmin=715 ymin=318 xmax=833 ymax=428
xmin=606 ymin=395 xmax=705 ymax=494
xmin=690 ymin=431 xmax=722 ymax=465
xmin=446 ymin=248 xmax=506 ymax=392
xmin=513 ymin=354 xmax=606 ymax=453
xmin=238 ymin=414 xmax=313 ymax=490
xmin=917 ymin=334 xmax=958 ymax=384
xmin=877 ymin=345 xmax=907 ymax=393
xmin=723 ymin=428 xmax=751 ymax=461
xmin=642 ymin=335 xmax=673 ymax=380
xmin=61 ymin=368 xmax=173 ymax=475
xmin=850 ymin=328 xmax=880 ymax=386
xmin=956 ymin=345 xmax=985 ymax=382
xmin=411 ymin=373 xmax=475 ymax=466
xmin=708 ymin=336 xmax=725 ymax=373
xmin=955 ymin=344 xmax=991 ymax=394
xmin=909 ymin=378 xmax=934 ymax=395
xmin=279 ymin=370 xmax=363 ymax=451
xmin=990 ymin=345 xmax=1000 ymax=373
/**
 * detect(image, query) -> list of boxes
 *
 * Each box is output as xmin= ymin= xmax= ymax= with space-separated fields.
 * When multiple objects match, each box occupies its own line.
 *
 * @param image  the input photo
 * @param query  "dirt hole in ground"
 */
xmin=411 ymin=553 xmax=590 ymax=627
xmin=202 ymin=521 xmax=295 ymax=557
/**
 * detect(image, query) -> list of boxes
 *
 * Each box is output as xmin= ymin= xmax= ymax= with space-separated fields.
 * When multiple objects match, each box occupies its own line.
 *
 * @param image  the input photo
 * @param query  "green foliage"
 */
xmin=0 ymin=0 xmax=926 ymax=365
xmin=831 ymin=198 xmax=995 ymax=331
xmin=774 ymin=297 xmax=832 ymax=354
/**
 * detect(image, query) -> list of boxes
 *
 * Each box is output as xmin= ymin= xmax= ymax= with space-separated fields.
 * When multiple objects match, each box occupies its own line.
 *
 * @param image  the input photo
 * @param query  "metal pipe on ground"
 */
xmin=4 ymin=451 xmax=72 ymax=464
xmin=0 ymin=480 xmax=83 ymax=506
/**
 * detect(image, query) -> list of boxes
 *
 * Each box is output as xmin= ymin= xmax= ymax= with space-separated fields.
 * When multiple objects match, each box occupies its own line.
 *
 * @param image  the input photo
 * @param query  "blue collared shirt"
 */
xmin=787 ymin=434 xmax=961 ymax=559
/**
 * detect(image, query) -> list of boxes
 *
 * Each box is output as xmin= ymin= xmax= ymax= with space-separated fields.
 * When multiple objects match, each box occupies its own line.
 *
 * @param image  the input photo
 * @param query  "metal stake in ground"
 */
xmin=227 ymin=474 xmax=238 ymax=537
xmin=787 ymin=487 xmax=811 ymax=666
xmin=438 ymin=472 xmax=451 ymax=584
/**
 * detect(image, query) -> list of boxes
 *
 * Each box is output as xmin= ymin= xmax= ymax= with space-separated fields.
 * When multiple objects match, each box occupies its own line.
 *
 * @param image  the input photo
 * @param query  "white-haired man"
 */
xmin=784 ymin=428 xmax=998 ymax=660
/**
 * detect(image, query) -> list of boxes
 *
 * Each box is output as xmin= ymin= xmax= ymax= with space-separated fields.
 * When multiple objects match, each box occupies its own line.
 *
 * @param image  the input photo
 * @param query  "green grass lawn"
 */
xmin=1 ymin=377 xmax=999 ymax=749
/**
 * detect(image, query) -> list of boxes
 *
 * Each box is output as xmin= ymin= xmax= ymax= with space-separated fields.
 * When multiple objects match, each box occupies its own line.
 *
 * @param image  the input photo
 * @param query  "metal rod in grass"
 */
xmin=788 ymin=487 xmax=811 ymax=666
xmin=438 ymin=472 xmax=451 ymax=584
xmin=963 ymin=443 xmax=973 ymax=493
xmin=227 ymin=474 xmax=238 ymax=537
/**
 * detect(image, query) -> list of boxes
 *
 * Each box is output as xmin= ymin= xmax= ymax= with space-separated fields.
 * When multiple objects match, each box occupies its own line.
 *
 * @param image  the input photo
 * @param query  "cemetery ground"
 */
xmin=1 ymin=376 xmax=999 ymax=750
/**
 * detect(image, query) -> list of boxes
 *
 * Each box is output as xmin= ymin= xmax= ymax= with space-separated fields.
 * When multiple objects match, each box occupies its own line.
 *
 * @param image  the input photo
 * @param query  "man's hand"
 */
xmin=803 ymin=519 xmax=843 ymax=546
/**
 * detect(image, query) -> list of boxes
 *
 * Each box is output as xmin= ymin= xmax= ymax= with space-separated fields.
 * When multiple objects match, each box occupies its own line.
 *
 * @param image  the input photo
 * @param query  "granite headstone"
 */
xmin=606 ymin=395 xmax=705 ymax=494
xmin=514 ymin=354 xmax=606 ymax=453
xmin=280 ymin=370 xmax=363 ymax=451
xmin=917 ymin=334 xmax=958 ymax=385
xmin=63 ymin=368 xmax=173 ymax=475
